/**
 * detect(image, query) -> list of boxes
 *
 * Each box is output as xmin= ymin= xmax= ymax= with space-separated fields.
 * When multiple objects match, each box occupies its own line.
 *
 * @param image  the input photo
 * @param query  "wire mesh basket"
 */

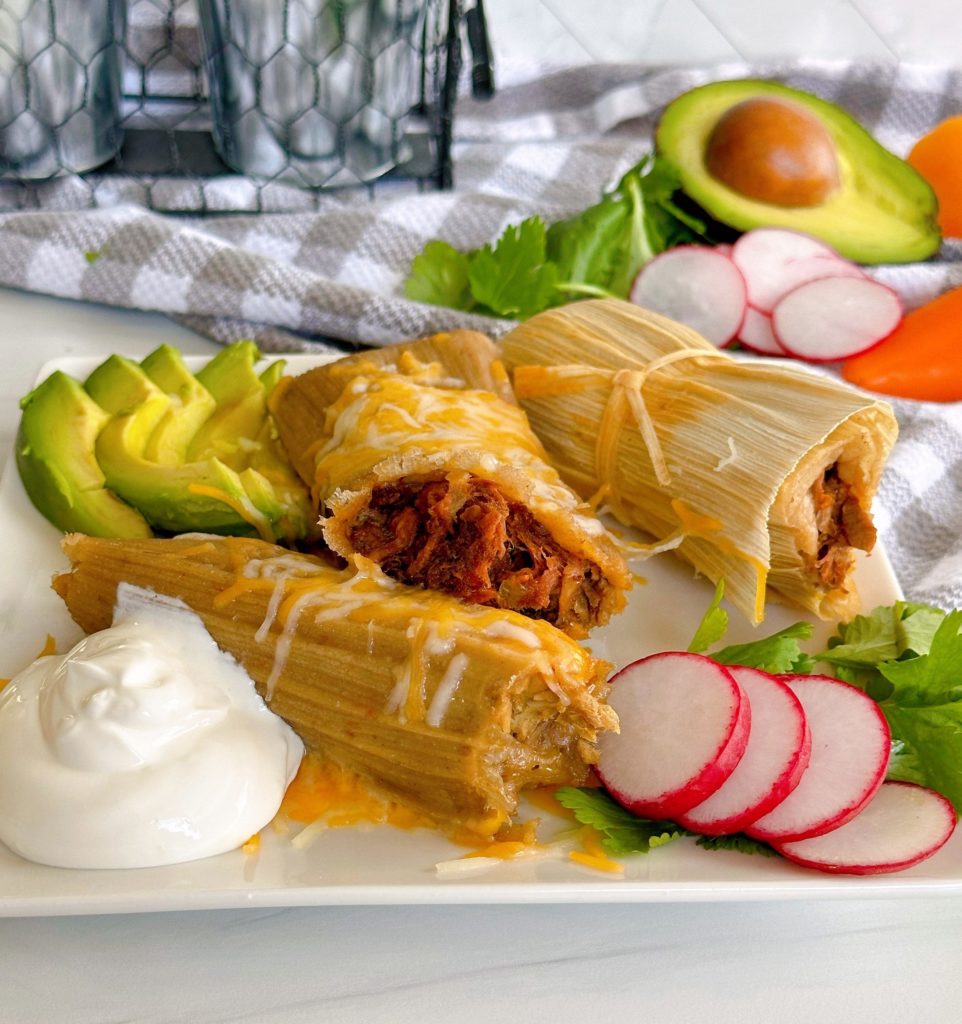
xmin=0 ymin=0 xmax=493 ymax=212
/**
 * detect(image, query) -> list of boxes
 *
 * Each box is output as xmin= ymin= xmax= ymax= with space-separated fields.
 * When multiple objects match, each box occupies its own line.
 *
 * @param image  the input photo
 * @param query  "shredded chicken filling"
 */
xmin=348 ymin=477 xmax=606 ymax=632
xmin=812 ymin=465 xmax=877 ymax=589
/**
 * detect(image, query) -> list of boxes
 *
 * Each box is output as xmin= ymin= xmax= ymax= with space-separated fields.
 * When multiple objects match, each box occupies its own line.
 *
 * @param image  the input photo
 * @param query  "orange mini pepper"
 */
xmin=843 ymin=284 xmax=962 ymax=402
xmin=908 ymin=115 xmax=962 ymax=238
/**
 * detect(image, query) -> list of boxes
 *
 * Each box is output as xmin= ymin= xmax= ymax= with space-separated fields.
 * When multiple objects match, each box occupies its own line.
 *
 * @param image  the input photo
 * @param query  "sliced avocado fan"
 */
xmin=16 ymin=342 xmax=315 ymax=543
xmin=16 ymin=372 xmax=153 ymax=538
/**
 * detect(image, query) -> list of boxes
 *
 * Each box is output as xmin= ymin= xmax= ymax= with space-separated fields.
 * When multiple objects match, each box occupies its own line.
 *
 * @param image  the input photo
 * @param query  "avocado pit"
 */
xmin=705 ymin=97 xmax=840 ymax=208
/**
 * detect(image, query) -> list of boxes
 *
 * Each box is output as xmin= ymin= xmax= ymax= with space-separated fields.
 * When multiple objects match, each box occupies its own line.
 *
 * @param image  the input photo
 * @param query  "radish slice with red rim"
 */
xmin=773 ymin=782 xmax=956 ymax=875
xmin=746 ymin=674 xmax=890 ymax=843
xmin=676 ymin=667 xmax=811 ymax=836
xmin=731 ymin=228 xmax=863 ymax=312
xmin=598 ymin=652 xmax=750 ymax=820
xmin=772 ymin=276 xmax=902 ymax=362
xmin=737 ymin=306 xmax=786 ymax=356
xmin=629 ymin=246 xmax=747 ymax=348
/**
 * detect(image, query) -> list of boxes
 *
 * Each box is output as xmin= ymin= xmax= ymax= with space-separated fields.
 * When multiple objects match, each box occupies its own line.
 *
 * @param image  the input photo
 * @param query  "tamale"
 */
xmin=269 ymin=330 xmax=630 ymax=638
xmin=53 ymin=534 xmax=616 ymax=838
xmin=499 ymin=299 xmax=898 ymax=623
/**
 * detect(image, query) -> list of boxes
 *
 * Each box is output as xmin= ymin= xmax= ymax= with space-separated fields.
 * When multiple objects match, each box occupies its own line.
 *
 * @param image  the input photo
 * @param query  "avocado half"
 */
xmin=656 ymin=79 xmax=941 ymax=264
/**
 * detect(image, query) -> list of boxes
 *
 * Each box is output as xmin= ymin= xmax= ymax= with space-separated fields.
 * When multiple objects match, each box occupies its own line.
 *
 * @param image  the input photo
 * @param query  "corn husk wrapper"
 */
xmin=53 ymin=534 xmax=616 ymax=838
xmin=269 ymin=330 xmax=631 ymax=635
xmin=499 ymin=299 xmax=898 ymax=623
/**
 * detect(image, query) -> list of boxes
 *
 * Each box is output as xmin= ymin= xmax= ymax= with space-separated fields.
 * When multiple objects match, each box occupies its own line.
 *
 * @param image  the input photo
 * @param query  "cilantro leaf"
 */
xmin=546 ymin=191 xmax=632 ymax=296
xmin=686 ymin=579 xmax=814 ymax=674
xmin=554 ymin=787 xmax=686 ymax=855
xmin=633 ymin=157 xmax=698 ymax=253
xmin=604 ymin=168 xmax=654 ymax=298
xmin=814 ymin=607 xmax=962 ymax=813
xmin=555 ymin=788 xmax=781 ymax=862
xmin=713 ymin=622 xmax=815 ymax=675
xmin=467 ymin=218 xmax=560 ymax=319
xmin=899 ymin=605 xmax=947 ymax=658
xmin=821 ymin=601 xmax=945 ymax=668
xmin=404 ymin=240 xmax=472 ymax=309
xmin=688 ymin=579 xmax=728 ymax=653
xmin=879 ymin=610 xmax=962 ymax=705
xmin=885 ymin=737 xmax=928 ymax=788
xmin=695 ymin=833 xmax=778 ymax=857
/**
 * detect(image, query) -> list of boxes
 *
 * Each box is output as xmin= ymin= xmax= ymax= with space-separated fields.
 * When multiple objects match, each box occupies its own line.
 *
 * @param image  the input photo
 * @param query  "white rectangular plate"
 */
xmin=1 ymin=355 xmax=958 ymax=918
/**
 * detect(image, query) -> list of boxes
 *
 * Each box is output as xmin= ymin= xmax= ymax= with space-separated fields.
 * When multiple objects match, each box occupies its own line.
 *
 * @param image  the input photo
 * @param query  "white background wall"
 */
xmin=483 ymin=0 xmax=958 ymax=78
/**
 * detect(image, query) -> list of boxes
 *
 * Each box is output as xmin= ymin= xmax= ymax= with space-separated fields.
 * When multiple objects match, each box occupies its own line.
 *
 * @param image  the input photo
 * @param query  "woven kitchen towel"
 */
xmin=3 ymin=60 xmax=962 ymax=349
xmin=0 ymin=58 xmax=959 ymax=609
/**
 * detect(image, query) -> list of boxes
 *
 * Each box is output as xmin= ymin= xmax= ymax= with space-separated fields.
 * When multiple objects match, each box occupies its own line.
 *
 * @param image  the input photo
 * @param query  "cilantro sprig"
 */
xmin=554 ymin=787 xmax=774 ymax=858
xmin=817 ymin=605 xmax=962 ymax=809
xmin=405 ymin=155 xmax=722 ymax=320
xmin=686 ymin=579 xmax=814 ymax=674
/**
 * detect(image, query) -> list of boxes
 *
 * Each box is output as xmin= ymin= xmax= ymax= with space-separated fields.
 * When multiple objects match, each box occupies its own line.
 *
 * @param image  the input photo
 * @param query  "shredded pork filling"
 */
xmin=811 ymin=464 xmax=877 ymax=589
xmin=348 ymin=476 xmax=606 ymax=631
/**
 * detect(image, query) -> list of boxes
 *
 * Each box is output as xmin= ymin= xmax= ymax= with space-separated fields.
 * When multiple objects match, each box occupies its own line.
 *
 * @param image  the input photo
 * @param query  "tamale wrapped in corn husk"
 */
xmin=269 ymin=330 xmax=630 ymax=638
xmin=499 ymin=299 xmax=898 ymax=623
xmin=53 ymin=534 xmax=616 ymax=838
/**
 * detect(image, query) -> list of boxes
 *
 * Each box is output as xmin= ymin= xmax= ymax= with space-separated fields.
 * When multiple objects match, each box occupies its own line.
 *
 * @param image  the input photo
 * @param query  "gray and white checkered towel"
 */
xmin=0 ymin=59 xmax=959 ymax=611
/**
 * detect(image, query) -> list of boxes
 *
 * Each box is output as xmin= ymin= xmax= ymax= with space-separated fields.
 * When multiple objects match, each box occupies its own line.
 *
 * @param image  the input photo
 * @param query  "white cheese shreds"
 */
xmin=425 ymin=653 xmax=469 ymax=728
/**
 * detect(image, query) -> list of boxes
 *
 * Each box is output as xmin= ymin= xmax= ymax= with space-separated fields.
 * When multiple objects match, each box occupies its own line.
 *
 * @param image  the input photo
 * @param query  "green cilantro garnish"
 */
xmin=824 ymin=609 xmax=962 ymax=810
xmin=687 ymin=579 xmax=729 ymax=654
xmin=468 ymin=219 xmax=560 ymax=319
xmin=555 ymin=787 xmax=773 ymax=859
xmin=405 ymin=240 xmax=472 ymax=310
xmin=694 ymin=833 xmax=776 ymax=857
xmin=404 ymin=154 xmax=722 ymax=320
xmin=686 ymin=579 xmax=813 ymax=674
xmin=554 ymin=787 xmax=685 ymax=855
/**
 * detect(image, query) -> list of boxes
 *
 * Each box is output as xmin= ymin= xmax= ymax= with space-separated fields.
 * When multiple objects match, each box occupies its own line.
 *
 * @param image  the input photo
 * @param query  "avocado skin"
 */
xmin=16 ymin=371 xmax=152 ymax=538
xmin=656 ymin=79 xmax=941 ymax=264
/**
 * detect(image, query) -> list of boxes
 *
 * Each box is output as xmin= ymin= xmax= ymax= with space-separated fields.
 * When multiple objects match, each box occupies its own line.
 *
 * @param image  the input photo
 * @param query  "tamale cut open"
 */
xmin=268 ymin=330 xmax=630 ymax=638
xmin=54 ymin=534 xmax=616 ymax=837
xmin=499 ymin=299 xmax=898 ymax=623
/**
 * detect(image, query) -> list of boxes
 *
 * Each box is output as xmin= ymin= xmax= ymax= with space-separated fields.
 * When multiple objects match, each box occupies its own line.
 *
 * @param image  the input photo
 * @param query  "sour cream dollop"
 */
xmin=0 ymin=584 xmax=303 ymax=869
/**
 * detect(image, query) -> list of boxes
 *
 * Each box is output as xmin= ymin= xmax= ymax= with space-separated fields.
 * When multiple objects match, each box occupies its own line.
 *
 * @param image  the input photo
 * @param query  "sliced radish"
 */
xmin=774 ymin=782 xmax=956 ymax=875
xmin=737 ymin=306 xmax=786 ymax=356
xmin=772 ymin=276 xmax=903 ymax=363
xmin=676 ymin=667 xmax=811 ymax=836
xmin=629 ymin=246 xmax=747 ymax=347
xmin=732 ymin=228 xmax=863 ymax=312
xmin=598 ymin=652 xmax=750 ymax=820
xmin=746 ymin=674 xmax=890 ymax=843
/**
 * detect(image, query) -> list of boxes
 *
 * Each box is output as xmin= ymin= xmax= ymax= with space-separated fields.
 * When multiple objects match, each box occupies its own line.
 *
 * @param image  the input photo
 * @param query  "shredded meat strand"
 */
xmin=811 ymin=465 xmax=877 ymax=588
xmin=349 ymin=477 xmax=605 ymax=631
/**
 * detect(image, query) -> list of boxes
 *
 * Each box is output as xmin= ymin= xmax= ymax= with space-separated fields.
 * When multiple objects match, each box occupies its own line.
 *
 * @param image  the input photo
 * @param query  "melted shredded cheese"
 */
xmin=308 ymin=371 xmax=615 ymax=555
xmin=425 ymin=652 xmax=469 ymax=728
xmin=514 ymin=350 xmax=730 ymax=492
xmin=279 ymin=753 xmax=430 ymax=843
xmin=186 ymin=482 xmax=275 ymax=543
xmin=483 ymin=620 xmax=541 ymax=648
xmin=212 ymin=551 xmax=602 ymax=728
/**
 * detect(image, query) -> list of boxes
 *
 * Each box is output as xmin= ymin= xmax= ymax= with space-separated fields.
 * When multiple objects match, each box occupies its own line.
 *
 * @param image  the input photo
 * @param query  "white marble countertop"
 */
xmin=1 ymin=288 xmax=961 ymax=1024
